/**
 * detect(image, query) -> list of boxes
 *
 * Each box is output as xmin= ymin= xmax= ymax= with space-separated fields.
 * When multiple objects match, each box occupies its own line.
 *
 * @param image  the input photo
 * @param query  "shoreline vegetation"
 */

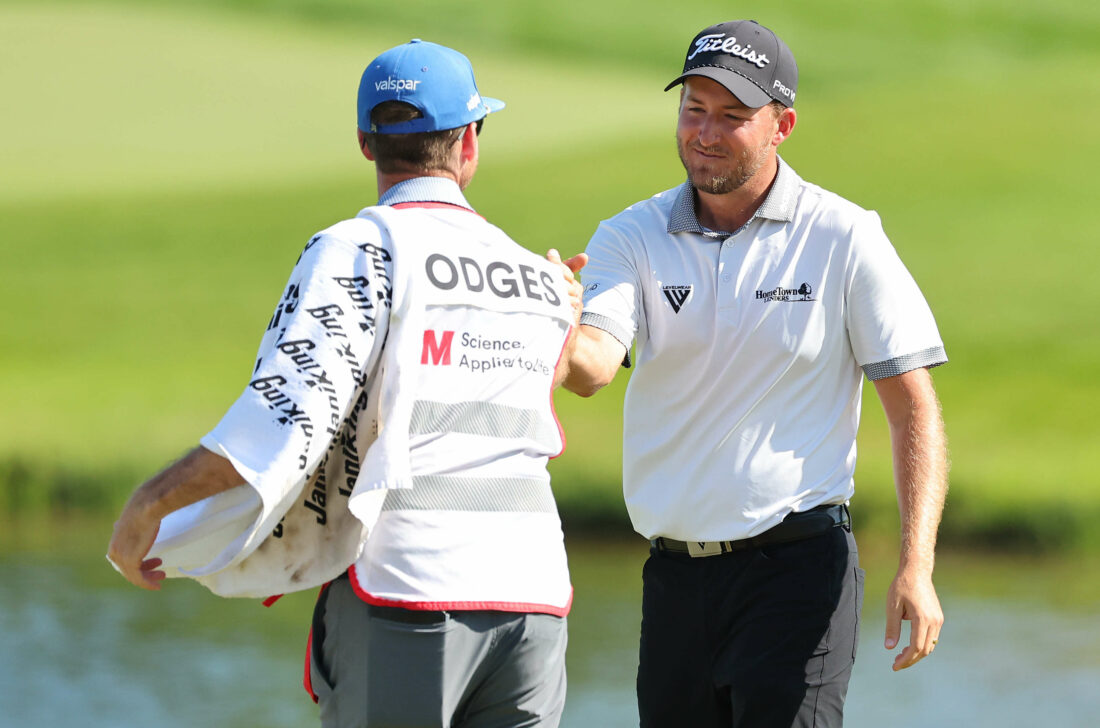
xmin=3 ymin=456 xmax=1097 ymax=554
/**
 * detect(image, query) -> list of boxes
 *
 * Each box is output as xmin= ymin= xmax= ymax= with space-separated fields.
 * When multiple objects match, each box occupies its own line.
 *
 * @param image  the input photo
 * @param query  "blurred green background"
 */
xmin=2 ymin=0 xmax=1098 ymax=551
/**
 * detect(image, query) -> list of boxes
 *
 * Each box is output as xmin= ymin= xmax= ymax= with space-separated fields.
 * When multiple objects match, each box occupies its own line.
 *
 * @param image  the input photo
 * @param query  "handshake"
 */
xmin=546 ymin=249 xmax=588 ymax=328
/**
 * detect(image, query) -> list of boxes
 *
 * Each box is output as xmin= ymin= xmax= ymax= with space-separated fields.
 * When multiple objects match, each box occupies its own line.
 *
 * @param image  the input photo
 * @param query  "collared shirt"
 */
xmin=580 ymin=157 xmax=946 ymax=541
xmin=666 ymin=158 xmax=799 ymax=237
xmin=378 ymin=176 xmax=474 ymax=209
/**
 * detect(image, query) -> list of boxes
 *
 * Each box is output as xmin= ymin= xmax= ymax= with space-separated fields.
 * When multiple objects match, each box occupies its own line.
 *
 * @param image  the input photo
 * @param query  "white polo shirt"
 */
xmin=580 ymin=158 xmax=946 ymax=541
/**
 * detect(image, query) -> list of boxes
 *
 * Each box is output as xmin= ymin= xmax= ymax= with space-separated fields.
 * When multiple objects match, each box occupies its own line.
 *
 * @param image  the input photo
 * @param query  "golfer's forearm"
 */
xmin=553 ymin=325 xmax=580 ymax=390
xmin=890 ymin=400 xmax=948 ymax=574
xmin=873 ymin=368 xmax=949 ymax=575
xmin=562 ymin=325 xmax=625 ymax=397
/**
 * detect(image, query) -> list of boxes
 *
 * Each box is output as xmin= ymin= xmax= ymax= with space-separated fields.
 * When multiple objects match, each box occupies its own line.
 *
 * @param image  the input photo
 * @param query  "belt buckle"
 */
xmin=686 ymin=540 xmax=723 ymax=558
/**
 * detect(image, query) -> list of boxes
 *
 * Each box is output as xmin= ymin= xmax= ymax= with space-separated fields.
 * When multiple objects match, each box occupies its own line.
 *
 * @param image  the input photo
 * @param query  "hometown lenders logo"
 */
xmin=755 ymin=283 xmax=815 ymax=302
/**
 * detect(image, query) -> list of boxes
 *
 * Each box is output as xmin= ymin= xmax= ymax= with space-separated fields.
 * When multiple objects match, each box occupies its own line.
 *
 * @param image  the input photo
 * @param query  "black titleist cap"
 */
xmin=665 ymin=20 xmax=798 ymax=108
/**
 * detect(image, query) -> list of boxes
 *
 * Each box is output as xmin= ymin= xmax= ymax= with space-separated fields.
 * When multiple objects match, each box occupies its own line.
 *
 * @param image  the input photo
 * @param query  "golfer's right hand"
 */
xmin=547 ymin=249 xmax=588 ymax=325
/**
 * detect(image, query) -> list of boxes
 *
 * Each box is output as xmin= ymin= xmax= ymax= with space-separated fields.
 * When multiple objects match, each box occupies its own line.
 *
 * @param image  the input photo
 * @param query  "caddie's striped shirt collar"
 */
xmin=667 ymin=156 xmax=800 ymax=236
xmin=378 ymin=176 xmax=475 ymax=210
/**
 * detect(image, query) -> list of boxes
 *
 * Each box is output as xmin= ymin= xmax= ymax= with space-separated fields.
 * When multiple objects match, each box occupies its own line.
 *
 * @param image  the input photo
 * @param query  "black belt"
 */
xmin=366 ymin=603 xmax=448 ymax=624
xmin=651 ymin=504 xmax=850 ymax=558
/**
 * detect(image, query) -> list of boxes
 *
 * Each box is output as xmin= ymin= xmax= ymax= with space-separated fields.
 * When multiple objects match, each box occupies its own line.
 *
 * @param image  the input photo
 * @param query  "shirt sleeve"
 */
xmin=844 ymin=211 xmax=947 ymax=380
xmin=201 ymin=227 xmax=393 ymax=495
xmin=578 ymin=220 xmax=641 ymax=361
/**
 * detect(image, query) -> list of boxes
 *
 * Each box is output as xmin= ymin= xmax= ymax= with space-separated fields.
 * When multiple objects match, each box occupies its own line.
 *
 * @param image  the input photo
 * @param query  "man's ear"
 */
xmin=458 ymin=121 xmax=478 ymax=162
xmin=774 ymin=107 xmax=797 ymax=147
xmin=358 ymin=129 xmax=374 ymax=161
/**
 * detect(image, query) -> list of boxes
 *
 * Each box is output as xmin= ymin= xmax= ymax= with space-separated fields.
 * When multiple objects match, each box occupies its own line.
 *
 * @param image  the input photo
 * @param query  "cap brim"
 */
xmin=482 ymin=96 xmax=506 ymax=115
xmin=664 ymin=68 xmax=772 ymax=109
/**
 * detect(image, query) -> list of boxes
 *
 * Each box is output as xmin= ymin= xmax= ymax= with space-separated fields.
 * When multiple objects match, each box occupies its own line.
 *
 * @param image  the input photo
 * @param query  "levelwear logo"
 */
xmin=686 ymin=33 xmax=770 ymax=69
xmin=755 ymin=283 xmax=815 ymax=302
xmin=662 ymin=285 xmax=693 ymax=313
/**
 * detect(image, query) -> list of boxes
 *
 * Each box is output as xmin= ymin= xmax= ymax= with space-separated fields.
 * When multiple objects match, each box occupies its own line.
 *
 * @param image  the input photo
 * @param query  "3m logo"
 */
xmin=662 ymin=285 xmax=692 ymax=314
xmin=421 ymin=330 xmax=455 ymax=365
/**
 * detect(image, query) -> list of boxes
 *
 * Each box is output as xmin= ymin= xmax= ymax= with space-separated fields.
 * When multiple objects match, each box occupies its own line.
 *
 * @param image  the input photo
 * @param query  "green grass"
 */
xmin=3 ymin=0 xmax=1100 ymax=550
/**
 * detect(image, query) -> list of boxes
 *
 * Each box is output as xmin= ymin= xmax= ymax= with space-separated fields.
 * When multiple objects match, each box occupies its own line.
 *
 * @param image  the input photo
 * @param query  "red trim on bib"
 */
xmin=347 ymin=564 xmax=573 ymax=617
xmin=303 ymin=581 xmax=333 ymax=704
xmin=303 ymin=628 xmax=318 ymax=704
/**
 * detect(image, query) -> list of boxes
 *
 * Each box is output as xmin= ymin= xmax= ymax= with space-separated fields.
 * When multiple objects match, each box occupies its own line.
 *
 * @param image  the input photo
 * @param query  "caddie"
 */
xmin=108 ymin=39 xmax=583 ymax=728
xmin=554 ymin=19 xmax=949 ymax=728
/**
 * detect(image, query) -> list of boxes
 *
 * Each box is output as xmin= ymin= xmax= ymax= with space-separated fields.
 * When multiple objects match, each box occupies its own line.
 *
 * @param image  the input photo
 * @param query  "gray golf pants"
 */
xmin=309 ymin=576 xmax=568 ymax=728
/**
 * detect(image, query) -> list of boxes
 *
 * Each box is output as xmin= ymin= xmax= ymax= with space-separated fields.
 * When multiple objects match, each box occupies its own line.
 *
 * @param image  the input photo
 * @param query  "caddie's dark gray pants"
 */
xmin=308 ymin=576 xmax=568 ymax=728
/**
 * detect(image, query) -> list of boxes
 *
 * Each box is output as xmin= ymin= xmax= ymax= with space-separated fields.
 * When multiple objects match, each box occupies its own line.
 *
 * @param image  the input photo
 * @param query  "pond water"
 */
xmin=1 ymin=527 xmax=1098 ymax=727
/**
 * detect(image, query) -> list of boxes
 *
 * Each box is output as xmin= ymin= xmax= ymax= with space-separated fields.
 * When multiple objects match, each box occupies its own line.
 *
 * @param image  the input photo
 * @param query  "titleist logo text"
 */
xmin=687 ymin=33 xmax=770 ymax=69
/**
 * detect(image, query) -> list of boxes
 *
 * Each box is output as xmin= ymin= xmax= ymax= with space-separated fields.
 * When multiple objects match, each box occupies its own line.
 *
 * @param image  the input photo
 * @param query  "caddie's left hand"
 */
xmin=107 ymin=502 xmax=166 ymax=591
xmin=884 ymin=569 xmax=943 ymax=671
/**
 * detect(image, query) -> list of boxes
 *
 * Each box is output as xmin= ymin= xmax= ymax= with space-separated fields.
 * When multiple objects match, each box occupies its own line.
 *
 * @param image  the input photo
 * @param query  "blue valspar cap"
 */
xmin=358 ymin=39 xmax=505 ymax=134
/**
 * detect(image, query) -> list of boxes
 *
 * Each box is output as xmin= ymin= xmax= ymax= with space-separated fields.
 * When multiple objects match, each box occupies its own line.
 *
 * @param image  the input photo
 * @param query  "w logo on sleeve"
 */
xmin=661 ymin=285 xmax=693 ymax=314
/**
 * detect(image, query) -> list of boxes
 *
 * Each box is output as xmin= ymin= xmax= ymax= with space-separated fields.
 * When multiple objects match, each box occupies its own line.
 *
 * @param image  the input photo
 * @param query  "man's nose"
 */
xmin=697 ymin=115 xmax=722 ymax=147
